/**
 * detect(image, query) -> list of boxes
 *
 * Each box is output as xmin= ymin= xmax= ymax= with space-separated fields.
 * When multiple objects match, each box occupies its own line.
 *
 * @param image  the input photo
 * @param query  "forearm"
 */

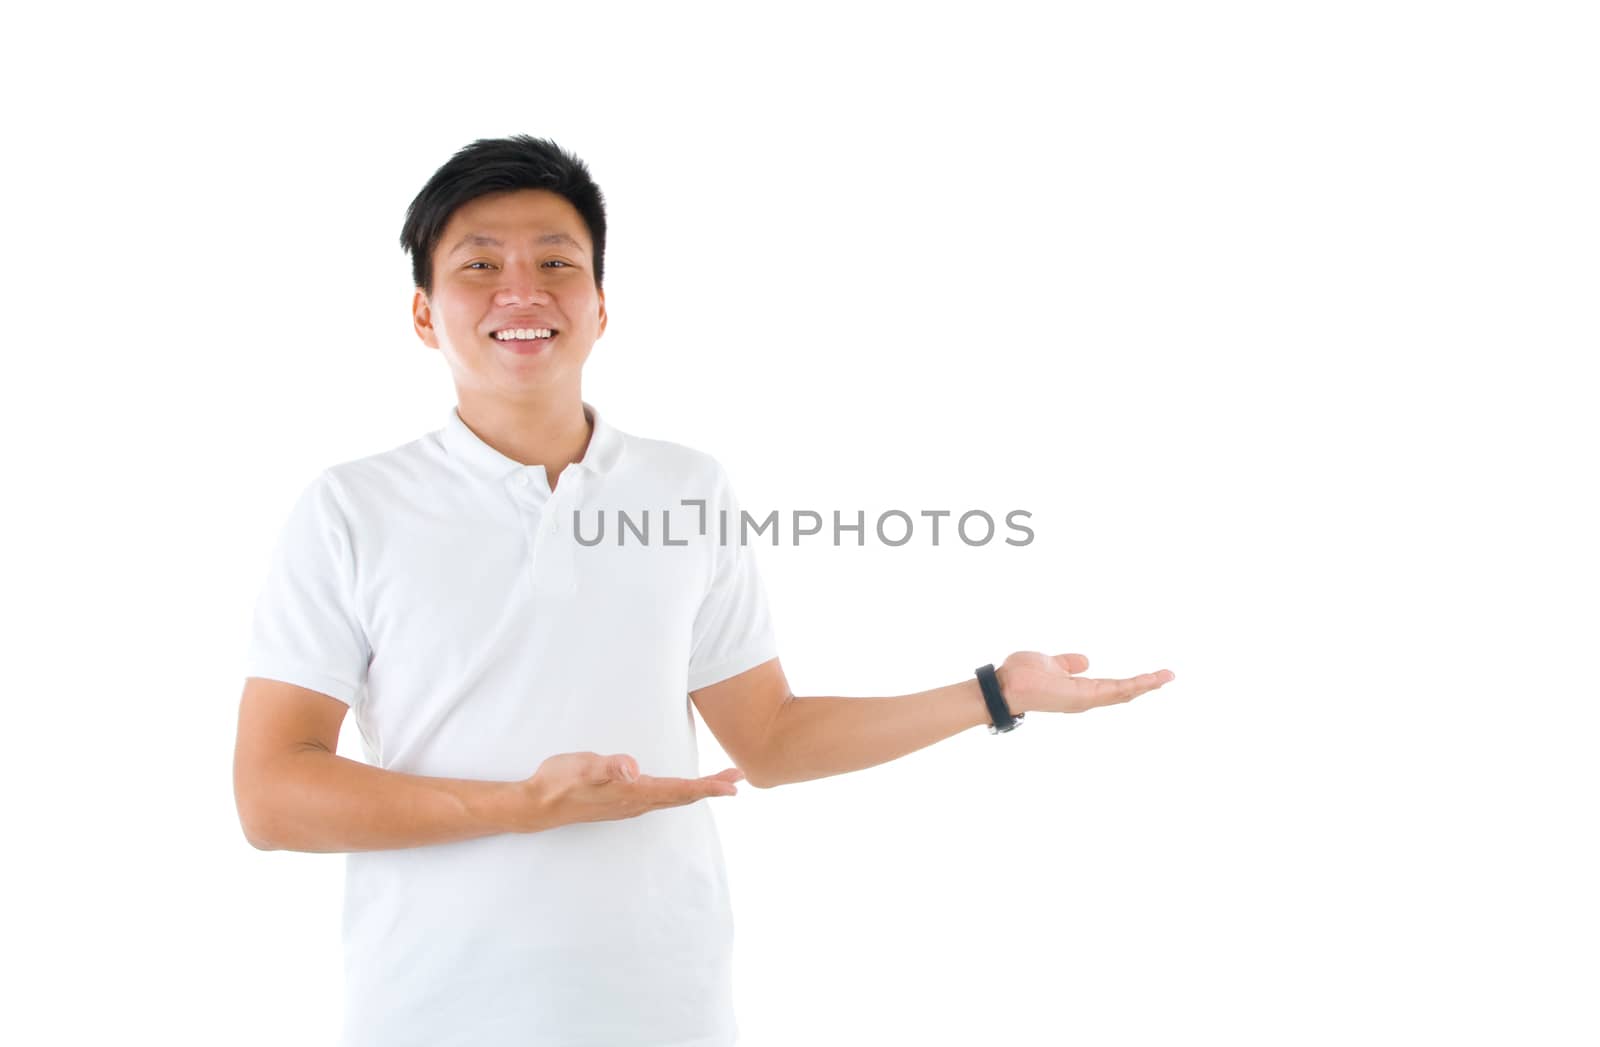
xmin=243 ymin=749 xmax=541 ymax=853
xmin=756 ymin=676 xmax=996 ymax=788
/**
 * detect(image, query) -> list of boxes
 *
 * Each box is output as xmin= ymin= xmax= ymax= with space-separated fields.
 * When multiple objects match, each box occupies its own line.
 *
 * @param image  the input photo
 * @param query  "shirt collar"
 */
xmin=440 ymin=401 xmax=625 ymax=484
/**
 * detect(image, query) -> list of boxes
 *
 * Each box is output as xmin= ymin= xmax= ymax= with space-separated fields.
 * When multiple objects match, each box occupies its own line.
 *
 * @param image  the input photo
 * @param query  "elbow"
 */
xmin=746 ymin=769 xmax=783 ymax=790
xmin=245 ymin=828 xmax=279 ymax=851
xmin=738 ymin=746 xmax=783 ymax=789
xmin=235 ymin=777 xmax=282 ymax=851
xmin=734 ymin=755 xmax=775 ymax=789
xmin=238 ymin=801 xmax=281 ymax=850
xmin=239 ymin=810 xmax=278 ymax=851
xmin=747 ymin=741 xmax=792 ymax=790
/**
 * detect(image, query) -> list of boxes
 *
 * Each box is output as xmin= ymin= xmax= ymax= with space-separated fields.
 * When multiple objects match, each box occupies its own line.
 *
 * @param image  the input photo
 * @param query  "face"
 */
xmin=412 ymin=188 xmax=606 ymax=404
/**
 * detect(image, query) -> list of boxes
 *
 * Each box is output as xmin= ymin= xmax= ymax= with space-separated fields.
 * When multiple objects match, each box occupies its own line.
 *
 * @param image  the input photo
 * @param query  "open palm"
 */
xmin=1000 ymin=651 xmax=1175 ymax=715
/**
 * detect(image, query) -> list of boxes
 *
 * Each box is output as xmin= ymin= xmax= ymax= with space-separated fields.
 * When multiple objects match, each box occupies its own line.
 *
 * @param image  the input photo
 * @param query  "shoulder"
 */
xmin=319 ymin=431 xmax=449 ymax=509
xmin=611 ymin=428 xmax=730 ymax=488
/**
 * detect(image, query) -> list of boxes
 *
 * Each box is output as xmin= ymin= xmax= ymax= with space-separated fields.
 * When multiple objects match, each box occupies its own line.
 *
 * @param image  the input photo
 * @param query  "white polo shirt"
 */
xmin=244 ymin=402 xmax=779 ymax=1047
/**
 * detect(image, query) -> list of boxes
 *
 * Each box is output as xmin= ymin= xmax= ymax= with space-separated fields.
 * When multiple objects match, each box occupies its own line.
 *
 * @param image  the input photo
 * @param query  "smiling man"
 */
xmin=232 ymin=134 xmax=1175 ymax=1047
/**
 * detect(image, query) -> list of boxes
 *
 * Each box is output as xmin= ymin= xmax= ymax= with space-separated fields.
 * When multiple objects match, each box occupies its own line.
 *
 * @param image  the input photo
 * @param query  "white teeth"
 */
xmin=493 ymin=328 xmax=553 ymax=340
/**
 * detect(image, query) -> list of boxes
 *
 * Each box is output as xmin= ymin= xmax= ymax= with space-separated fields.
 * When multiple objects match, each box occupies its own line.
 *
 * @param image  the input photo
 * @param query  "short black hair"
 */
xmin=399 ymin=135 xmax=608 ymax=297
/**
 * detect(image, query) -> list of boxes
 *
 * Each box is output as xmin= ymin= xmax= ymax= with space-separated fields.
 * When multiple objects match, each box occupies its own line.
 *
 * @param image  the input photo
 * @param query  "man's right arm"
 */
xmin=233 ymin=677 xmax=542 ymax=852
xmin=240 ymin=749 xmax=536 ymax=853
xmin=232 ymin=677 xmax=745 ymax=853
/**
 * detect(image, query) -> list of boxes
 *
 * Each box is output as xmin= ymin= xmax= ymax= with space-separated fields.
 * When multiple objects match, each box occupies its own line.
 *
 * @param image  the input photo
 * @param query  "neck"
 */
xmin=455 ymin=390 xmax=593 ymax=489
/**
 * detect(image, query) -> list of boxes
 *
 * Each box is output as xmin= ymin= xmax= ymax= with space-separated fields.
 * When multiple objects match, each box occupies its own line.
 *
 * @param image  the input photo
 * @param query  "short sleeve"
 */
xmin=243 ymin=470 xmax=372 ymax=706
xmin=686 ymin=463 xmax=779 ymax=692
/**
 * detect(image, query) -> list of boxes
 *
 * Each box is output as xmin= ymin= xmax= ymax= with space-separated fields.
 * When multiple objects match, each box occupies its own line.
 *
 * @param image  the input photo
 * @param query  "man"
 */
xmin=232 ymin=134 xmax=1175 ymax=1047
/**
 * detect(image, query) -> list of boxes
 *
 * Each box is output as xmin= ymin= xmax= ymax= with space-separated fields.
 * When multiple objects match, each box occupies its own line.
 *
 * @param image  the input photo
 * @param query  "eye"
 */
xmin=463 ymin=260 xmax=569 ymax=270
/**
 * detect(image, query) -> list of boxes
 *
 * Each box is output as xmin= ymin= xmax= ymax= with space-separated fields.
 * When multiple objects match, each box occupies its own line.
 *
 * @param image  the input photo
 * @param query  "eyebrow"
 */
xmin=447 ymin=231 xmax=585 ymax=255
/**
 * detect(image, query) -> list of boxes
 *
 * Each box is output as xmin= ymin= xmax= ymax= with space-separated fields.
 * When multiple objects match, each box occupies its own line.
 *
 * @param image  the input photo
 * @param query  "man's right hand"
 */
xmin=512 ymin=752 xmax=744 ymax=832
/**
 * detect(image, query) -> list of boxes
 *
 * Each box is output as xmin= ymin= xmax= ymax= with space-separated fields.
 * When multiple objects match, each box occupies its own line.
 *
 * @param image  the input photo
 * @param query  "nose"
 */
xmin=494 ymin=286 xmax=553 ymax=308
xmin=493 ymin=263 xmax=555 ymax=307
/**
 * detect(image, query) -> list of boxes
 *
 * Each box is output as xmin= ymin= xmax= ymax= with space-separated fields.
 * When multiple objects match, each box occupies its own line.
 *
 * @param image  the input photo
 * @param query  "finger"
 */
xmin=700 ymin=772 xmax=740 ymax=793
xmin=1110 ymin=671 xmax=1175 ymax=704
xmin=1084 ymin=676 xmax=1125 ymax=707
xmin=675 ymin=782 xmax=737 ymax=805
xmin=1052 ymin=652 xmax=1090 ymax=674
xmin=589 ymin=768 xmax=614 ymax=787
xmin=1077 ymin=673 xmax=1147 ymax=708
xmin=650 ymin=776 xmax=738 ymax=806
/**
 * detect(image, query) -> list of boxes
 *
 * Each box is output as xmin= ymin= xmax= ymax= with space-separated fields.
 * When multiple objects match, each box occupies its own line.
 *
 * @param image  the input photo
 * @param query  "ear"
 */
xmin=596 ymin=286 xmax=607 ymax=338
xmin=412 ymin=288 xmax=439 ymax=349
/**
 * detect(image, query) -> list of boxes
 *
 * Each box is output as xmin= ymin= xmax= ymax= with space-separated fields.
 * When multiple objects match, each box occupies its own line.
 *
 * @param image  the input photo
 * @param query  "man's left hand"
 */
xmin=999 ymin=651 xmax=1175 ymax=715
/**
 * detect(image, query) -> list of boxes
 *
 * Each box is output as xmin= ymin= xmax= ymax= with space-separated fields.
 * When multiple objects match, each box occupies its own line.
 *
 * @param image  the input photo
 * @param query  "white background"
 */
xmin=4 ymin=2 xmax=1595 ymax=1044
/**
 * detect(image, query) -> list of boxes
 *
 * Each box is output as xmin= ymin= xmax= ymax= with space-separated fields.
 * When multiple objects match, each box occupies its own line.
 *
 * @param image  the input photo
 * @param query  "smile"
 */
xmin=492 ymin=328 xmax=557 ymax=341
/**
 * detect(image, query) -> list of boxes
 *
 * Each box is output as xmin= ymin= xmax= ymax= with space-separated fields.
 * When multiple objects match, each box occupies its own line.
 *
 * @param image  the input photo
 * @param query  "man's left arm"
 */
xmin=691 ymin=653 xmax=1175 ymax=790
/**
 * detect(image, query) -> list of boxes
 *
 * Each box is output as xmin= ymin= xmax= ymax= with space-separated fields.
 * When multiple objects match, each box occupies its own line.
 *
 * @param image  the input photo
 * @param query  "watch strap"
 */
xmin=975 ymin=663 xmax=1024 ymax=734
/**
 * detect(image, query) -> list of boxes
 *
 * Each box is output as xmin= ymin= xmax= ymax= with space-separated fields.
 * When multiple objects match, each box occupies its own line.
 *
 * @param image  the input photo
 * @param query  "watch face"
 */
xmin=989 ymin=712 xmax=1024 ymax=734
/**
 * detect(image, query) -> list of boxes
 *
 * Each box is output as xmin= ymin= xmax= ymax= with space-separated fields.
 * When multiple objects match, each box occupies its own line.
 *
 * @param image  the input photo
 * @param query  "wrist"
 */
xmin=975 ymin=661 xmax=1026 ymax=732
xmin=487 ymin=778 xmax=551 ymax=835
xmin=996 ymin=661 xmax=1027 ymax=715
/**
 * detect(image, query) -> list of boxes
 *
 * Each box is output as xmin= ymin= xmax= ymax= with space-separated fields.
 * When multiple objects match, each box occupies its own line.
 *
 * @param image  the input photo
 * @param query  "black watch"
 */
xmin=975 ymin=663 xmax=1025 ymax=734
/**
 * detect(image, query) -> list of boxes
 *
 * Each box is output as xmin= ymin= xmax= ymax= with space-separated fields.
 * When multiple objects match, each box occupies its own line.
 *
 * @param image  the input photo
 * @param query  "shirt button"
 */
xmin=516 ymin=474 xmax=529 ymax=487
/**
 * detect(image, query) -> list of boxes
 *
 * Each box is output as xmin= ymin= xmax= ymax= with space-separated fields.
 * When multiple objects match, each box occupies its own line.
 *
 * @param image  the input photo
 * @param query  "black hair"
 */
xmin=399 ymin=135 xmax=608 ymax=297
